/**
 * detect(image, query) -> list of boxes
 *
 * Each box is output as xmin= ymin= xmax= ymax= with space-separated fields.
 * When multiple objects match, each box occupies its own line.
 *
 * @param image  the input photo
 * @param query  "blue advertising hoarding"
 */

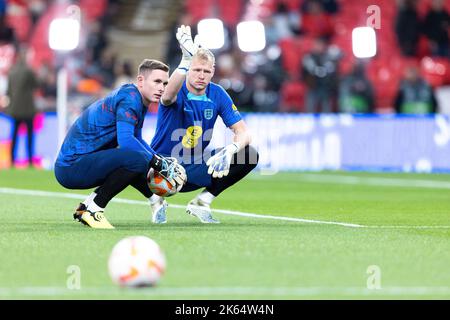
xmin=1 ymin=112 xmax=449 ymax=173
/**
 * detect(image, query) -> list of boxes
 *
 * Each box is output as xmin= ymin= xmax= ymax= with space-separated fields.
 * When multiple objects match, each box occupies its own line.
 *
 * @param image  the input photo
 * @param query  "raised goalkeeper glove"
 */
xmin=176 ymin=25 xmax=200 ymax=74
xmin=206 ymin=143 xmax=241 ymax=178
xmin=150 ymin=154 xmax=187 ymax=190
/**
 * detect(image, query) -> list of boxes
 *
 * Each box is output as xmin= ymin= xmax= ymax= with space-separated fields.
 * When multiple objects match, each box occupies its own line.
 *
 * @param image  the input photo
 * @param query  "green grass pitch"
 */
xmin=0 ymin=168 xmax=449 ymax=299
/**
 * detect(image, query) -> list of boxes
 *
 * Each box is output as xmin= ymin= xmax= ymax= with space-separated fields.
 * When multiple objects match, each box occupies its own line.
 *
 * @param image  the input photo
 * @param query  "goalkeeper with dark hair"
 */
xmin=54 ymin=59 xmax=186 ymax=229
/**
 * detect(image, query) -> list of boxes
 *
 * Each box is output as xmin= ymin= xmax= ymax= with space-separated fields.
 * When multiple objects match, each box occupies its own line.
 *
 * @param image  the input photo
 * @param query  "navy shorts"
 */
xmin=54 ymin=149 xmax=150 ymax=189
xmin=180 ymin=162 xmax=212 ymax=192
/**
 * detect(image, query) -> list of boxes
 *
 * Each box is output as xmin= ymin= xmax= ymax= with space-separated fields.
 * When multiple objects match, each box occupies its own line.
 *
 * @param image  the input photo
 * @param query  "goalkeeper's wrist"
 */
xmin=226 ymin=142 xmax=242 ymax=154
xmin=149 ymin=154 xmax=163 ymax=172
xmin=176 ymin=59 xmax=191 ymax=75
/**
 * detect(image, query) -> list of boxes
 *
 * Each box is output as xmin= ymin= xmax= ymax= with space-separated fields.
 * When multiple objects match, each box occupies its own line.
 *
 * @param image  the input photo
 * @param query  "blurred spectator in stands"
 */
xmin=338 ymin=62 xmax=375 ymax=113
xmin=81 ymin=47 xmax=117 ymax=90
xmin=214 ymin=52 xmax=250 ymax=109
xmin=249 ymin=46 xmax=285 ymax=112
xmin=423 ymin=0 xmax=450 ymax=57
xmin=395 ymin=65 xmax=438 ymax=114
xmin=102 ymin=0 xmax=120 ymax=26
xmin=0 ymin=11 xmax=16 ymax=47
xmin=263 ymin=16 xmax=280 ymax=46
xmin=6 ymin=47 xmax=39 ymax=167
xmin=114 ymin=60 xmax=134 ymax=87
xmin=0 ymin=0 xmax=6 ymax=16
xmin=86 ymin=21 xmax=109 ymax=64
xmin=36 ymin=62 xmax=57 ymax=111
xmin=97 ymin=48 xmax=117 ymax=88
xmin=302 ymin=37 xmax=341 ymax=113
xmin=250 ymin=74 xmax=279 ymax=112
xmin=0 ymin=9 xmax=15 ymax=97
xmin=264 ymin=2 xmax=300 ymax=44
xmin=29 ymin=0 xmax=46 ymax=27
xmin=259 ymin=46 xmax=286 ymax=92
xmin=302 ymin=0 xmax=339 ymax=14
xmin=301 ymin=0 xmax=334 ymax=39
xmin=395 ymin=0 xmax=420 ymax=56
xmin=165 ymin=12 xmax=196 ymax=71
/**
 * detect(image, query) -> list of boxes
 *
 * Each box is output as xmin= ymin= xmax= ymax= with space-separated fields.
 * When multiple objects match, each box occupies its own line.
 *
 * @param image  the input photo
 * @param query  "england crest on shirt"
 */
xmin=204 ymin=108 xmax=213 ymax=120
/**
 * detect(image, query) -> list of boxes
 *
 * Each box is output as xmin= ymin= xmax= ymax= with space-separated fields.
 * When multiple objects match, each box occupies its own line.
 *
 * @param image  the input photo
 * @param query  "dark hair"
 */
xmin=138 ymin=59 xmax=169 ymax=77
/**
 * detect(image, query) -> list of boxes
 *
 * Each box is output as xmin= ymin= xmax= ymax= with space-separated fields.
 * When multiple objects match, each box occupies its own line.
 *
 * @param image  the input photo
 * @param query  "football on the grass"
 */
xmin=147 ymin=168 xmax=177 ymax=197
xmin=108 ymin=236 xmax=166 ymax=287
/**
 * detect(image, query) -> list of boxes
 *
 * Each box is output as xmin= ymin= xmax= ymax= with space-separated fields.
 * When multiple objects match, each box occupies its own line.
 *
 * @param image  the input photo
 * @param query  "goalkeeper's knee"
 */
xmin=234 ymin=145 xmax=259 ymax=168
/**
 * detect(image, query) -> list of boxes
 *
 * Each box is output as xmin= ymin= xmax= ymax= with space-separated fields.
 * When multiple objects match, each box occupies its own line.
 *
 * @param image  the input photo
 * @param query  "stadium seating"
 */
xmin=5 ymin=0 xmax=32 ymax=42
xmin=420 ymin=56 xmax=450 ymax=88
xmin=78 ymin=0 xmax=108 ymax=22
xmin=417 ymin=0 xmax=450 ymax=17
xmin=216 ymin=0 xmax=244 ymax=26
xmin=279 ymin=80 xmax=305 ymax=112
xmin=185 ymin=0 xmax=215 ymax=23
xmin=279 ymin=36 xmax=315 ymax=79
xmin=279 ymin=0 xmax=301 ymax=11
xmin=366 ymin=56 xmax=402 ymax=111
xmin=28 ymin=3 xmax=62 ymax=70
xmin=3 ymin=0 xmax=449 ymax=113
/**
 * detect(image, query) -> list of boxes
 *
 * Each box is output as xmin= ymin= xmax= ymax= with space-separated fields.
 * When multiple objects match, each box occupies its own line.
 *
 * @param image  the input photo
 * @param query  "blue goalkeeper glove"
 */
xmin=206 ymin=143 xmax=240 ymax=179
xmin=150 ymin=155 xmax=187 ymax=191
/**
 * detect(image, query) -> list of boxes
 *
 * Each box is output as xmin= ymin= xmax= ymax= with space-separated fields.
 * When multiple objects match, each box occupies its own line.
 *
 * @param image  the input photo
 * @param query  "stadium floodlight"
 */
xmin=237 ymin=21 xmax=266 ymax=52
xmin=352 ymin=27 xmax=377 ymax=58
xmin=48 ymin=5 xmax=81 ymax=151
xmin=197 ymin=19 xmax=225 ymax=50
xmin=49 ymin=18 xmax=80 ymax=51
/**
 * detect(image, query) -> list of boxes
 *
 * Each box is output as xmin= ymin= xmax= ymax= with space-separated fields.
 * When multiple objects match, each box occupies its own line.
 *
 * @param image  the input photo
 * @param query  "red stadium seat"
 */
xmin=217 ymin=0 xmax=244 ymax=26
xmin=279 ymin=36 xmax=314 ymax=79
xmin=6 ymin=13 xmax=31 ymax=42
xmin=5 ymin=2 xmax=32 ymax=42
xmin=79 ymin=0 xmax=108 ymax=22
xmin=279 ymin=38 xmax=301 ymax=78
xmin=417 ymin=35 xmax=432 ymax=58
xmin=301 ymin=13 xmax=334 ymax=38
xmin=331 ymin=33 xmax=352 ymax=58
xmin=420 ymin=56 xmax=450 ymax=88
xmin=339 ymin=55 xmax=354 ymax=75
xmin=186 ymin=0 xmax=214 ymax=23
xmin=367 ymin=59 xmax=401 ymax=111
xmin=280 ymin=80 xmax=306 ymax=112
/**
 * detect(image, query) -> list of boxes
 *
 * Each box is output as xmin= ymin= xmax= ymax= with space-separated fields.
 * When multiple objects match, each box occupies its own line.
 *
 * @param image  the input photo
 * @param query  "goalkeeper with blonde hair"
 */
xmin=149 ymin=25 xmax=259 ymax=224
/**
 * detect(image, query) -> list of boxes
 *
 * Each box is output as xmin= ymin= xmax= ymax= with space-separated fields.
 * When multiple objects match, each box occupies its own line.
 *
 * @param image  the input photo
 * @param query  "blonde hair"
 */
xmin=194 ymin=48 xmax=215 ymax=66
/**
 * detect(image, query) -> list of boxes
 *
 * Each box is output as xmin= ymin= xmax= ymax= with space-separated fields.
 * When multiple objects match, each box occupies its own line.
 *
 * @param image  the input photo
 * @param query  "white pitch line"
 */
xmin=0 ymin=286 xmax=449 ymax=297
xmin=0 ymin=187 xmax=449 ymax=230
xmin=0 ymin=187 xmax=363 ymax=228
xmin=298 ymin=173 xmax=450 ymax=190
xmin=366 ymin=225 xmax=450 ymax=229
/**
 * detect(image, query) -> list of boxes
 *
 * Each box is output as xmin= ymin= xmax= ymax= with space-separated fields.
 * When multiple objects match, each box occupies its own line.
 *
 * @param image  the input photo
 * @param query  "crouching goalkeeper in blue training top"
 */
xmin=149 ymin=25 xmax=259 ymax=224
xmin=54 ymin=59 xmax=186 ymax=229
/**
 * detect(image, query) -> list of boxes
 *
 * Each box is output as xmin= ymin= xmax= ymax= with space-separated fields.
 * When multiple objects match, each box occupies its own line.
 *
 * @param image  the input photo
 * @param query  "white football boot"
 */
xmin=151 ymin=197 xmax=168 ymax=224
xmin=186 ymin=198 xmax=220 ymax=224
